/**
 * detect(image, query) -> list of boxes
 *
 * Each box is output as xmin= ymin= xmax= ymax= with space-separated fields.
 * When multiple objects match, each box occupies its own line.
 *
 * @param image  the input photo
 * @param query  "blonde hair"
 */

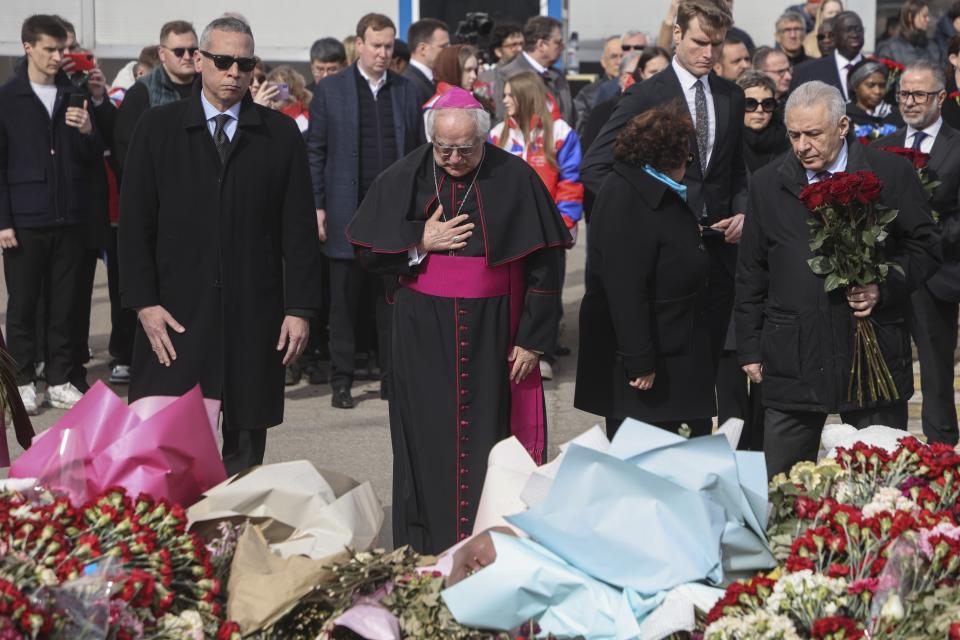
xmin=266 ymin=64 xmax=311 ymax=109
xmin=343 ymin=34 xmax=357 ymax=65
xmin=498 ymin=71 xmax=557 ymax=169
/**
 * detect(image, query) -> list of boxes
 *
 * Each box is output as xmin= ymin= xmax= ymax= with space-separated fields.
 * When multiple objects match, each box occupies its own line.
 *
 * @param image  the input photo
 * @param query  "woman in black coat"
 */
xmin=736 ymin=71 xmax=789 ymax=174
xmin=575 ymin=104 xmax=714 ymax=438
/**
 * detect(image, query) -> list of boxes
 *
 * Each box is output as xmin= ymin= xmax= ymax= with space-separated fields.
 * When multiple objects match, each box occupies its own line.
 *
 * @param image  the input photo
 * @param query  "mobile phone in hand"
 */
xmin=68 ymin=93 xmax=86 ymax=109
xmin=275 ymin=83 xmax=289 ymax=101
xmin=64 ymin=52 xmax=96 ymax=72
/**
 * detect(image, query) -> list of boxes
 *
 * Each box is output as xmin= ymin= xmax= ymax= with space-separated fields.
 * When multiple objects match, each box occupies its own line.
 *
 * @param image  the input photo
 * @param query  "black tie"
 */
xmin=912 ymin=130 xmax=927 ymax=151
xmin=213 ymin=113 xmax=232 ymax=164
xmin=694 ymin=80 xmax=709 ymax=171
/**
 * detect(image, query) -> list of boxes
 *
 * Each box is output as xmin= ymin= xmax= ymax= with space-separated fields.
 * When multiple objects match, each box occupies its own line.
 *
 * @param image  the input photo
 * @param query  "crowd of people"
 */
xmin=1 ymin=0 xmax=959 ymax=554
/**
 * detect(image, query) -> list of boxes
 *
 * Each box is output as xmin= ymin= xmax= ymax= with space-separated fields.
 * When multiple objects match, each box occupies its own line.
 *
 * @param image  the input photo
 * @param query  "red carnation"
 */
xmin=811 ymin=615 xmax=865 ymax=639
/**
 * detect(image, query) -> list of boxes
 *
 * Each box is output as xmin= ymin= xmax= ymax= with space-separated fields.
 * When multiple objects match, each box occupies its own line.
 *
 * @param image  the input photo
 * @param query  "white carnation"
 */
xmin=706 ymin=610 xmax=802 ymax=640
xmin=862 ymin=486 xmax=918 ymax=518
xmin=765 ymin=570 xmax=848 ymax=618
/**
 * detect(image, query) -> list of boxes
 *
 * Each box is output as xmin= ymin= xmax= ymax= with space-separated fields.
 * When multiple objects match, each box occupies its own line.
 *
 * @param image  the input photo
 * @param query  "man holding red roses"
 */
xmin=874 ymin=61 xmax=960 ymax=447
xmin=735 ymin=81 xmax=941 ymax=478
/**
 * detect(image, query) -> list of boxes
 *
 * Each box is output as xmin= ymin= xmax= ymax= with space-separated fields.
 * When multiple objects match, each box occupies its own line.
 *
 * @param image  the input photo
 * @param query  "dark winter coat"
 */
xmin=735 ymin=142 xmax=941 ymax=413
xmin=874 ymin=122 xmax=960 ymax=303
xmin=0 ymin=62 xmax=102 ymax=230
xmin=575 ymin=162 xmax=714 ymax=423
xmin=119 ymin=86 xmax=322 ymax=430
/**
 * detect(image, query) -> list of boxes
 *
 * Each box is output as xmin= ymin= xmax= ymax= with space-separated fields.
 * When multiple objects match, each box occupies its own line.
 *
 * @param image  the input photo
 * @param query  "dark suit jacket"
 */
xmin=789 ymin=54 xmax=846 ymax=99
xmin=874 ymin=123 xmax=960 ymax=302
xmin=580 ymin=64 xmax=748 ymax=228
xmin=306 ymin=64 xmax=425 ymax=259
xmin=402 ymin=63 xmax=434 ymax=107
xmin=493 ymin=53 xmax=575 ymax=127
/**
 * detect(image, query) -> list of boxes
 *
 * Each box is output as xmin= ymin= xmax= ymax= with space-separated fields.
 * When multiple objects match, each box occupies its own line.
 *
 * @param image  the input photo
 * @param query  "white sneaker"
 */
xmin=17 ymin=384 xmax=39 ymax=416
xmin=47 ymin=382 xmax=84 ymax=410
xmin=109 ymin=365 xmax=131 ymax=384
xmin=539 ymin=360 xmax=554 ymax=381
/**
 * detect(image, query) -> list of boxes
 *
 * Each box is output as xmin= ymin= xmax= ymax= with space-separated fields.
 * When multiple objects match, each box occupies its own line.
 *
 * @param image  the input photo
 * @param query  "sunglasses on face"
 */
xmin=163 ymin=46 xmax=199 ymax=58
xmin=745 ymin=97 xmax=777 ymax=113
xmin=200 ymin=50 xmax=258 ymax=72
xmin=621 ymin=44 xmax=645 ymax=52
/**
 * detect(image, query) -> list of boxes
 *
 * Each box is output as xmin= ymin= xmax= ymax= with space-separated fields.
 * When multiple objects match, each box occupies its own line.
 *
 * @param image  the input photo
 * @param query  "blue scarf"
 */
xmin=642 ymin=165 xmax=687 ymax=201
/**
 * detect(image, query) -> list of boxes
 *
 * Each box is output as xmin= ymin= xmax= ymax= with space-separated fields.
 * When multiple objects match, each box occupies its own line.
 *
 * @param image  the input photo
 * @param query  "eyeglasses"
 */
xmin=745 ymin=97 xmax=777 ymax=113
xmin=898 ymin=90 xmax=941 ymax=104
xmin=200 ymin=50 xmax=259 ymax=72
xmin=768 ymin=66 xmax=792 ymax=78
xmin=433 ymin=141 xmax=480 ymax=158
xmin=778 ymin=26 xmax=805 ymax=35
xmin=621 ymin=44 xmax=646 ymax=52
xmin=817 ymin=33 xmax=833 ymax=41
xmin=162 ymin=45 xmax=199 ymax=59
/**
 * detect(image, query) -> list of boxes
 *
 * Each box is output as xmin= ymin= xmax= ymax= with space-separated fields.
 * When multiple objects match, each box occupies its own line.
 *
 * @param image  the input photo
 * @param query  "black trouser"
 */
xmin=327 ymin=258 xmax=390 ymax=389
xmin=605 ymin=416 xmax=713 ymax=440
xmin=543 ymin=250 xmax=566 ymax=365
xmin=70 ymin=248 xmax=99 ymax=389
xmin=106 ymin=227 xmax=136 ymax=366
xmin=908 ymin=285 xmax=959 ymax=446
xmin=221 ymin=413 xmax=267 ymax=476
xmin=716 ymin=350 xmax=765 ymax=451
xmin=764 ymin=404 xmax=908 ymax=478
xmin=4 ymin=226 xmax=84 ymax=386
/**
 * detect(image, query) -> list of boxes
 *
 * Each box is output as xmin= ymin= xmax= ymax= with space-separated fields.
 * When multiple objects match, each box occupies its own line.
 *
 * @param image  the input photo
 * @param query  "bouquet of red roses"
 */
xmin=799 ymin=170 xmax=903 ymax=405
xmin=879 ymin=146 xmax=942 ymax=221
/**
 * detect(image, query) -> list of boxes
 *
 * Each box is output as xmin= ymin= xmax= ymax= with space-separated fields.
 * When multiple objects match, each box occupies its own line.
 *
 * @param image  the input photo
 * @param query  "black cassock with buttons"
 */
xmin=348 ymin=143 xmax=570 ymax=554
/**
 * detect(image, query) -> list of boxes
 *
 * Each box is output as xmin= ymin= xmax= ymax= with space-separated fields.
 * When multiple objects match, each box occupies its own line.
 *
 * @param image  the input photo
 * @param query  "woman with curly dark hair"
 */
xmin=575 ymin=102 xmax=715 ymax=438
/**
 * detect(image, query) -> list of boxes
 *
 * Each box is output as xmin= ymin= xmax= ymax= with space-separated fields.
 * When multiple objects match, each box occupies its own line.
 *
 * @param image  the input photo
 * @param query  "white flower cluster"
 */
xmin=704 ymin=610 xmax=802 ymax=640
xmin=765 ymin=569 xmax=849 ymax=618
xmin=862 ymin=486 xmax=918 ymax=519
xmin=157 ymin=610 xmax=205 ymax=640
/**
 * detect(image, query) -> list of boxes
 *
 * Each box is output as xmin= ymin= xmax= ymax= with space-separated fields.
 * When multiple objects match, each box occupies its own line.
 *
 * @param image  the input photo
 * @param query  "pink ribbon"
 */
xmin=401 ymin=255 xmax=545 ymax=463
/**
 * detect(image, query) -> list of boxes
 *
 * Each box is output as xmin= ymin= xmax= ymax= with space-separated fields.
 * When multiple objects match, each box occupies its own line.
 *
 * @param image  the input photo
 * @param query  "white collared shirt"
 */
xmin=409 ymin=59 xmax=434 ymax=83
xmin=522 ymin=51 xmax=548 ymax=75
xmin=200 ymin=91 xmax=241 ymax=141
xmin=906 ymin=116 xmax=943 ymax=154
xmin=806 ymin=141 xmax=849 ymax=183
xmin=835 ymin=51 xmax=864 ymax=101
xmin=672 ymin=57 xmax=716 ymax=167
xmin=357 ymin=63 xmax=388 ymax=98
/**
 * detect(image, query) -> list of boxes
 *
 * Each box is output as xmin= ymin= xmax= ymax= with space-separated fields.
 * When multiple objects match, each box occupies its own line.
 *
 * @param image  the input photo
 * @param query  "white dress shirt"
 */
xmin=806 ymin=141 xmax=849 ymax=183
xmin=672 ymin=57 xmax=716 ymax=168
xmin=906 ymin=116 xmax=943 ymax=154
xmin=200 ymin=91 xmax=241 ymax=141
xmin=357 ymin=64 xmax=388 ymax=98
xmin=835 ymin=51 xmax=864 ymax=101
xmin=409 ymin=59 xmax=434 ymax=83
xmin=522 ymin=51 xmax=548 ymax=75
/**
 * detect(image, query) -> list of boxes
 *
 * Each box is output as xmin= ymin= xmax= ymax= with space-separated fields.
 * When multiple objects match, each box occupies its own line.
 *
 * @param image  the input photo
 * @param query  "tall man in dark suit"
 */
xmin=737 ymin=82 xmax=940 ymax=477
xmin=307 ymin=13 xmax=424 ymax=409
xmin=581 ymin=0 xmax=748 ymax=436
xmin=403 ymin=18 xmax=449 ymax=106
xmin=494 ymin=16 xmax=575 ymax=127
xmin=119 ymin=17 xmax=322 ymax=474
xmin=789 ymin=11 xmax=865 ymax=100
xmin=874 ymin=61 xmax=960 ymax=446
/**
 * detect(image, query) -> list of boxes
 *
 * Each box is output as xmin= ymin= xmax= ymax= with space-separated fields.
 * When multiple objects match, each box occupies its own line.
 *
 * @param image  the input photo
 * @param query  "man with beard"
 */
xmin=736 ymin=81 xmax=940 ymax=478
xmin=874 ymin=61 xmax=960 ymax=446
xmin=347 ymin=88 xmax=569 ymax=554
xmin=789 ymin=11 xmax=865 ymax=101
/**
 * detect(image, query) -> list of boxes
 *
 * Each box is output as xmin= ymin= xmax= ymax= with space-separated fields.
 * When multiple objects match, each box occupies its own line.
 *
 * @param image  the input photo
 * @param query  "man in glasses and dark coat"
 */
xmin=347 ymin=87 xmax=570 ymax=554
xmin=119 ymin=16 xmax=321 ymax=474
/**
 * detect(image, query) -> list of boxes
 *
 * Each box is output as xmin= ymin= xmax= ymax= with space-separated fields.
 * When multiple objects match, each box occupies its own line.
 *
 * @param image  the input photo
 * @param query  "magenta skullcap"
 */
xmin=430 ymin=87 xmax=483 ymax=110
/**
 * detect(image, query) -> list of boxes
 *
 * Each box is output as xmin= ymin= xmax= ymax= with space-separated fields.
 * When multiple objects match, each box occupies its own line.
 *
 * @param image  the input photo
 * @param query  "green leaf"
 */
xmin=808 ymin=256 xmax=833 ymax=275
xmin=825 ymin=272 xmax=844 ymax=292
xmin=862 ymin=228 xmax=877 ymax=247
xmin=892 ymin=263 xmax=905 ymax=277
xmin=877 ymin=207 xmax=899 ymax=226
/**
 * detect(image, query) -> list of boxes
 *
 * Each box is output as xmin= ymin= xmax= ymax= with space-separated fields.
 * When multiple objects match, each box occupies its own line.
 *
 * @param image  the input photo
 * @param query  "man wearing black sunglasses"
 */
xmin=114 ymin=20 xmax=198 ymax=183
xmin=119 ymin=17 xmax=322 ymax=475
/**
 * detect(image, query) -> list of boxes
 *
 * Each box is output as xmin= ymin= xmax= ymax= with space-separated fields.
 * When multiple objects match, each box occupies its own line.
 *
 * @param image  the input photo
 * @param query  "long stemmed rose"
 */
xmin=799 ymin=171 xmax=903 ymax=406
xmin=879 ymin=147 xmax=942 ymax=222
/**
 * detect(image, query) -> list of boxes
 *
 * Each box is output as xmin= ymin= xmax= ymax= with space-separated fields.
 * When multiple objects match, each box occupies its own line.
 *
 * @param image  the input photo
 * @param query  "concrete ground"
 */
xmin=0 ymin=239 xmax=930 ymax=548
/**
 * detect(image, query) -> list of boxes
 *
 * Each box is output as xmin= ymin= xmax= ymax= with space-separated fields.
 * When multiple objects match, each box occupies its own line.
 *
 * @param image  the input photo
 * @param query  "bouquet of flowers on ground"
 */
xmin=800 ymin=170 xmax=903 ymax=405
xmin=878 ymin=146 xmax=942 ymax=222
xmin=0 ymin=485 xmax=239 ymax=639
xmin=704 ymin=437 xmax=960 ymax=639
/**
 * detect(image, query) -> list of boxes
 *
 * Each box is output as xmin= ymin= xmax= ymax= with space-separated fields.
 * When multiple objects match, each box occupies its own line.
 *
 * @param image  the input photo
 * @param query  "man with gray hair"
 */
xmin=572 ymin=35 xmax=625 ymax=134
xmin=774 ymin=10 xmax=808 ymax=67
xmin=119 ymin=16 xmax=322 ymax=474
xmin=347 ymin=87 xmax=570 ymax=553
xmin=735 ymin=80 xmax=940 ymax=478
xmin=873 ymin=61 xmax=960 ymax=447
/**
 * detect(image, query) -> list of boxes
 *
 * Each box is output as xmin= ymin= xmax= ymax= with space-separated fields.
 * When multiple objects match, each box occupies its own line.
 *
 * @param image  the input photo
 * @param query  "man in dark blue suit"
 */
xmin=789 ymin=11 xmax=865 ymax=100
xmin=307 ymin=13 xmax=424 ymax=408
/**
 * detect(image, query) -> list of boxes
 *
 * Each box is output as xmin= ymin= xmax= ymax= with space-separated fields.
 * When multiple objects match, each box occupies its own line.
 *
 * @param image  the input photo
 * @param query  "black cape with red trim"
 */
xmin=346 ymin=142 xmax=571 ymax=265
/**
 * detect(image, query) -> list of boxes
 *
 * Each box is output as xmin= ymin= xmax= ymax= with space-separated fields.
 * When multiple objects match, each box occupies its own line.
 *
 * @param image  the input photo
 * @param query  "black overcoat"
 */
xmin=874 ymin=123 xmax=960 ymax=302
xmin=119 ymin=87 xmax=322 ymax=430
xmin=735 ymin=142 xmax=941 ymax=413
xmin=575 ymin=163 xmax=714 ymax=423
